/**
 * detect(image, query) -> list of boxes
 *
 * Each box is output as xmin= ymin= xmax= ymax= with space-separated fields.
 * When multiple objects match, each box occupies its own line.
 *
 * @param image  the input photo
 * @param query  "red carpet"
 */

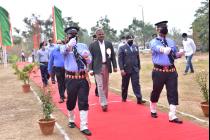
xmin=18 ymin=62 xmax=209 ymax=140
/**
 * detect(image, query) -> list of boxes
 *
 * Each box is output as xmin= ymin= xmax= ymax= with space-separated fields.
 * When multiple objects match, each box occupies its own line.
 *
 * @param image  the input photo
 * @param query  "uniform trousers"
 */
xmin=54 ymin=67 xmax=66 ymax=99
xmin=66 ymin=78 xmax=89 ymax=111
xmin=150 ymin=70 xmax=179 ymax=105
xmin=121 ymin=71 xmax=142 ymax=100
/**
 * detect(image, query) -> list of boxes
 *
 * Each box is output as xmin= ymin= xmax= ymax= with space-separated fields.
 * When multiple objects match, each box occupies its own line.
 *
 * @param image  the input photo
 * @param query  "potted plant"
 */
xmin=19 ymin=64 xmax=35 ymax=93
xmin=195 ymin=70 xmax=209 ymax=117
xmin=38 ymin=91 xmax=56 ymax=135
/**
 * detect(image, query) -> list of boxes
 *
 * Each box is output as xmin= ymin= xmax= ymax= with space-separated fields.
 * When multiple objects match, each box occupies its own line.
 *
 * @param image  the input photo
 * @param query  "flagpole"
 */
xmin=3 ymin=45 xmax=7 ymax=67
xmin=52 ymin=6 xmax=57 ymax=43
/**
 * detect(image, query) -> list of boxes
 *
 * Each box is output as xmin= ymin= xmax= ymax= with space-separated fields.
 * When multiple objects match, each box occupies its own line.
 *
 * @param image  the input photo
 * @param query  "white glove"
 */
xmin=81 ymin=50 xmax=89 ymax=58
xmin=163 ymin=47 xmax=171 ymax=55
xmin=160 ymin=46 xmax=171 ymax=55
xmin=68 ymin=38 xmax=77 ymax=47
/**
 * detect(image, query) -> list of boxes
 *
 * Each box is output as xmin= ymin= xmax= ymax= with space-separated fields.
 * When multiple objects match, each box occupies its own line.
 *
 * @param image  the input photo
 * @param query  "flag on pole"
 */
xmin=52 ymin=6 xmax=64 ymax=43
xmin=0 ymin=6 xmax=13 ymax=47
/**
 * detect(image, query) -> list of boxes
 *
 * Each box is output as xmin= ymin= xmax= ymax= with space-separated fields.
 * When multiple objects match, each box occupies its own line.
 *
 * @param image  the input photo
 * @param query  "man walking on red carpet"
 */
xmin=149 ymin=21 xmax=184 ymax=124
xmin=60 ymin=26 xmax=92 ymax=136
xmin=89 ymin=28 xmax=118 ymax=112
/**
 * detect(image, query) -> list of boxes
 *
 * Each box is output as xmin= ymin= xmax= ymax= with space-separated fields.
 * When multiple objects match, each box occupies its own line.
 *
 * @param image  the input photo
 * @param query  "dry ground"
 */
xmin=0 ymin=65 xmax=87 ymax=140
xmin=0 ymin=52 xmax=208 ymax=140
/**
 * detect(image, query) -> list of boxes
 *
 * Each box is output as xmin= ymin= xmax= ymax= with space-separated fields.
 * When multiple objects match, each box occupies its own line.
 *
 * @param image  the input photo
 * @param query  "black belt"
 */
xmin=153 ymin=64 xmax=176 ymax=72
xmin=65 ymin=71 xmax=86 ymax=79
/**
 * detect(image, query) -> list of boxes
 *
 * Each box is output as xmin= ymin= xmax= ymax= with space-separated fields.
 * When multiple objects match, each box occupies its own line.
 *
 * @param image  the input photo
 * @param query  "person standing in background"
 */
xmin=37 ymin=41 xmax=49 ymax=88
xmin=48 ymin=40 xmax=66 ymax=103
xmin=182 ymin=33 xmax=196 ymax=75
xmin=47 ymin=39 xmax=56 ymax=84
xmin=21 ymin=50 xmax=25 ymax=62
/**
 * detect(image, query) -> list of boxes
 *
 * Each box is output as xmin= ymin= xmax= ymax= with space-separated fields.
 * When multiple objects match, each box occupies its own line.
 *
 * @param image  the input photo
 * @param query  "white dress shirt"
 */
xmin=99 ymin=40 xmax=106 ymax=63
xmin=182 ymin=38 xmax=196 ymax=56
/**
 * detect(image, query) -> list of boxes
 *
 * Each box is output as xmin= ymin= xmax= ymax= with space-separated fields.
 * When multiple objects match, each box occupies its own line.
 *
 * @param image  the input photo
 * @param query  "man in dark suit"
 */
xmin=89 ymin=28 xmax=117 ymax=112
xmin=118 ymin=34 xmax=146 ymax=104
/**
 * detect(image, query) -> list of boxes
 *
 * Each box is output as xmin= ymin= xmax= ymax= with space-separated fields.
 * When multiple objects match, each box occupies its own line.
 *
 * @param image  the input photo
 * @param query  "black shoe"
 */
xmin=137 ymin=99 xmax=146 ymax=104
xmin=169 ymin=118 xmax=183 ymax=124
xmin=151 ymin=112 xmax=158 ymax=118
xmin=68 ymin=122 xmax=76 ymax=128
xmin=122 ymin=98 xmax=126 ymax=102
xmin=58 ymin=98 xmax=64 ymax=103
xmin=190 ymin=71 xmax=194 ymax=73
xmin=81 ymin=129 xmax=92 ymax=136
xmin=102 ymin=105 xmax=108 ymax=112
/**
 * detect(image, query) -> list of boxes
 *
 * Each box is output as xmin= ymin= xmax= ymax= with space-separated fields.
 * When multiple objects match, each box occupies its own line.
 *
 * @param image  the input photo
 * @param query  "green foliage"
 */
xmin=39 ymin=92 xmax=54 ymax=121
xmin=90 ymin=16 xmax=118 ymax=42
xmin=192 ymin=0 xmax=209 ymax=51
xmin=195 ymin=71 xmax=209 ymax=103
xmin=12 ymin=63 xmax=20 ymax=75
xmin=119 ymin=18 xmax=155 ymax=46
xmin=8 ymin=54 xmax=19 ymax=64
xmin=19 ymin=63 xmax=36 ymax=84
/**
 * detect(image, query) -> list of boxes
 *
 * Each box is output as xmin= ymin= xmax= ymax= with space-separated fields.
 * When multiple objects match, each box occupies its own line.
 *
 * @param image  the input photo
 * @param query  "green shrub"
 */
xmin=39 ymin=92 xmax=54 ymax=121
xmin=195 ymin=70 xmax=209 ymax=103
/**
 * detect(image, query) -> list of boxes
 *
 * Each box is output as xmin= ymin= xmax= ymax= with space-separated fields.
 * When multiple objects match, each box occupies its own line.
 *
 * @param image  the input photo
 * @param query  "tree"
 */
xmin=90 ymin=16 xmax=118 ymax=42
xmin=119 ymin=18 xmax=155 ymax=47
xmin=168 ymin=28 xmax=182 ymax=48
xmin=192 ymin=0 xmax=209 ymax=51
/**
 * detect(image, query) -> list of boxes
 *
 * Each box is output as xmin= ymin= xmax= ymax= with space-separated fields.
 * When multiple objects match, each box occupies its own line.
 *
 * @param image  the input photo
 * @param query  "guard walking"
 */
xmin=60 ymin=26 xmax=92 ymax=135
xmin=149 ymin=21 xmax=184 ymax=124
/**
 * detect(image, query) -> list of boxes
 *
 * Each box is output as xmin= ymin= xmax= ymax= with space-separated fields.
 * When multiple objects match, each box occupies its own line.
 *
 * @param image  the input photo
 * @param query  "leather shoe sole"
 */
xmin=169 ymin=118 xmax=183 ymax=124
xmin=81 ymin=129 xmax=92 ymax=136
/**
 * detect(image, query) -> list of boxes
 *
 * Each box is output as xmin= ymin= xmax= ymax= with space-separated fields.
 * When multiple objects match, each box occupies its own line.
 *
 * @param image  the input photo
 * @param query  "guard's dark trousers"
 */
xmin=150 ymin=70 xmax=179 ymax=105
xmin=66 ymin=78 xmax=89 ymax=111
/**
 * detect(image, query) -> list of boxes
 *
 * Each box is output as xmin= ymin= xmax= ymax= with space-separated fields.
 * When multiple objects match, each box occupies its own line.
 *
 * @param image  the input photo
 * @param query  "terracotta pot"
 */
xmin=22 ymin=84 xmax=30 ymax=93
xmin=201 ymin=101 xmax=209 ymax=117
xmin=38 ymin=118 xmax=56 ymax=135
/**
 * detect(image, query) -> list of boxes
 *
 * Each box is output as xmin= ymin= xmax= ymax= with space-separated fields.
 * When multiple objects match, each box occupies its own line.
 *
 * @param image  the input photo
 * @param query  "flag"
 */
xmin=52 ymin=6 xmax=64 ymax=43
xmin=0 ymin=6 xmax=13 ymax=47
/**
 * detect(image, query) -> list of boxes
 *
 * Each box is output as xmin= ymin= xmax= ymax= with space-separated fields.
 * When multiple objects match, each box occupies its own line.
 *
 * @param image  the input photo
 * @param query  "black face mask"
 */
xmin=68 ymin=34 xmax=78 ymax=42
xmin=127 ymin=40 xmax=133 ymax=46
xmin=160 ymin=27 xmax=168 ymax=35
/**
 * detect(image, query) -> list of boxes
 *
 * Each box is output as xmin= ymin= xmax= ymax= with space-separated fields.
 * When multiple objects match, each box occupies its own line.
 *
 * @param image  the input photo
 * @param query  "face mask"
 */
xmin=127 ymin=40 xmax=133 ymax=46
xmin=160 ymin=27 xmax=168 ymax=35
xmin=68 ymin=34 xmax=78 ymax=42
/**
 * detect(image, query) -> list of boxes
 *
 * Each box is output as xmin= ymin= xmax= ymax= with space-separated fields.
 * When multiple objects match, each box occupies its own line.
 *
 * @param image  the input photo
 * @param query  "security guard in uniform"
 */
xmin=60 ymin=26 xmax=92 ymax=135
xmin=149 ymin=21 xmax=184 ymax=124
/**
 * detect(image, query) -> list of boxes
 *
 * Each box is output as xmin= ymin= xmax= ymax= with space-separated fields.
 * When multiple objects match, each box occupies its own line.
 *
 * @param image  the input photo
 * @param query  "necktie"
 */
xmin=163 ymin=38 xmax=175 ymax=64
xmin=73 ymin=46 xmax=85 ymax=70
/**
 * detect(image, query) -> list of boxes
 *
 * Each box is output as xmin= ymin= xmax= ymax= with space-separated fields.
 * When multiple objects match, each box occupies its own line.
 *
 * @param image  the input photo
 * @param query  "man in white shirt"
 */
xmin=182 ymin=33 xmax=196 ymax=75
